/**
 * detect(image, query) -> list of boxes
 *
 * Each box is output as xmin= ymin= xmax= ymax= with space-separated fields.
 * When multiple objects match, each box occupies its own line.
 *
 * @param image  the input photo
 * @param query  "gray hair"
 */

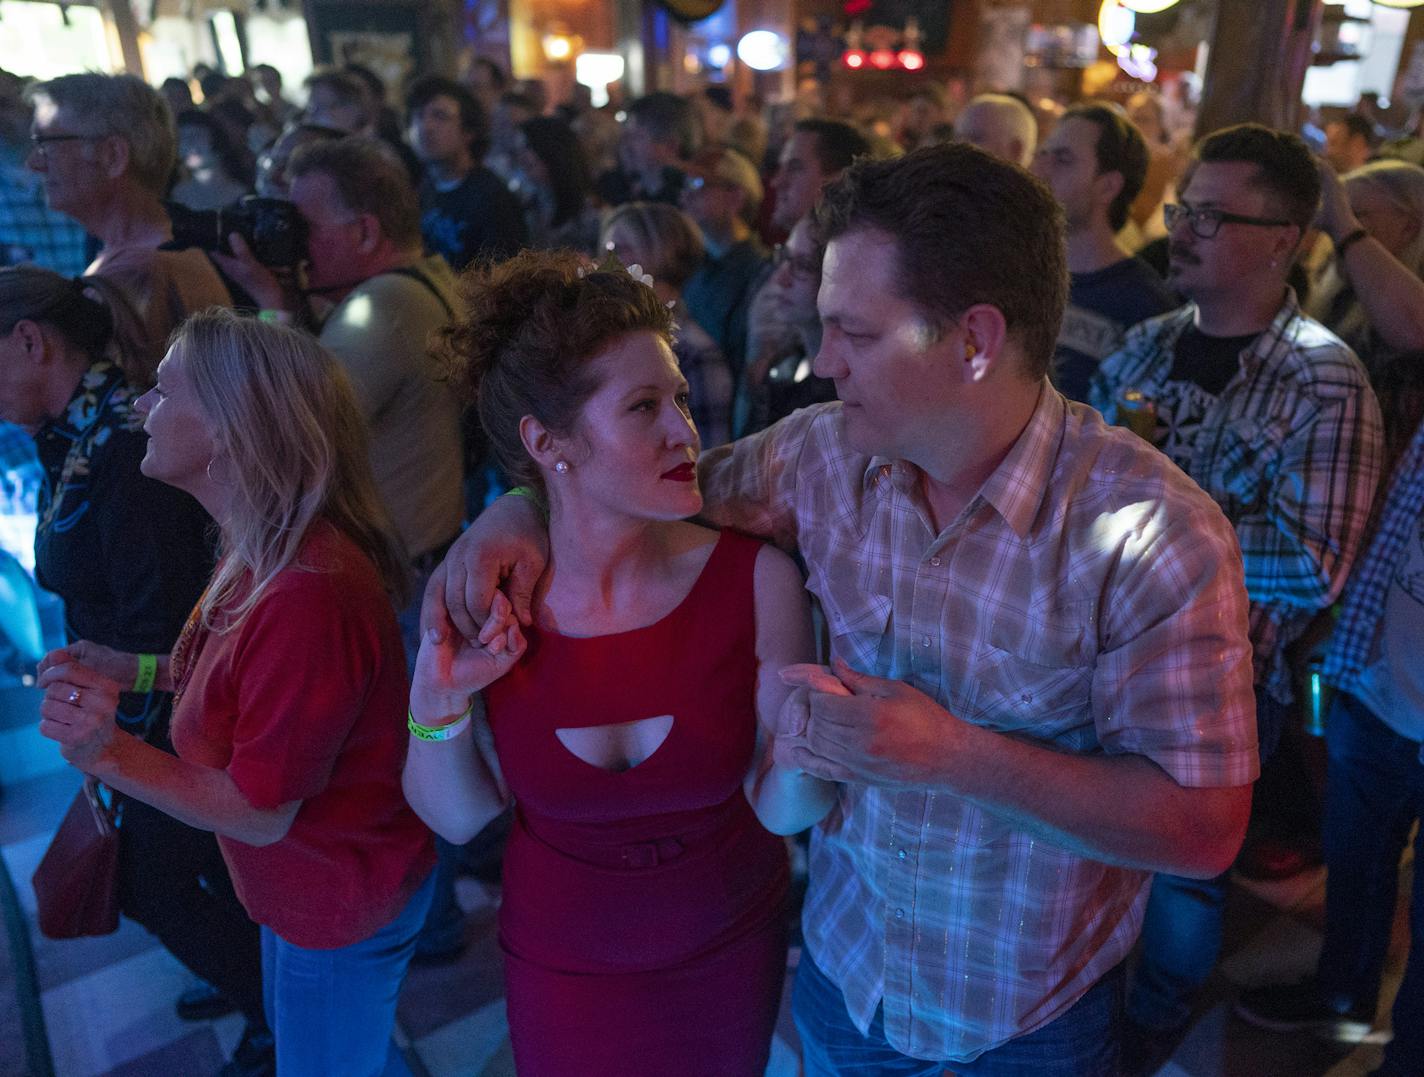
xmin=27 ymin=73 xmax=176 ymax=196
xmin=1344 ymin=159 xmax=1424 ymax=277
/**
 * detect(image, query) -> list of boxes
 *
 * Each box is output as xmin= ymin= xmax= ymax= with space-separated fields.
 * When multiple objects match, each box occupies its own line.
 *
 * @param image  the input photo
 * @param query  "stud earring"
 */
xmin=554 ymin=460 xmax=570 ymax=474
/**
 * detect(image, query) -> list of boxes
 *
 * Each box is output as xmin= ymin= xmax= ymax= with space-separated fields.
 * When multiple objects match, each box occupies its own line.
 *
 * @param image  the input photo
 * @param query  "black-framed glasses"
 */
xmin=29 ymin=133 xmax=97 ymax=158
xmin=1163 ymin=201 xmax=1294 ymax=239
xmin=772 ymin=243 xmax=819 ymax=280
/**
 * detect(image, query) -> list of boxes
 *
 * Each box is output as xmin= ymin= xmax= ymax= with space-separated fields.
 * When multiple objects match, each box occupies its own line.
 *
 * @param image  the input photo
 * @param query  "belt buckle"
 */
xmin=617 ymin=837 xmax=683 ymax=868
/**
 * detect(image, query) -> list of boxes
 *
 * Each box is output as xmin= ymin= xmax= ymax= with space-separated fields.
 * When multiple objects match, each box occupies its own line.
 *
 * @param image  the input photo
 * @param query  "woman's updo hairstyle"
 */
xmin=436 ymin=249 xmax=675 ymax=491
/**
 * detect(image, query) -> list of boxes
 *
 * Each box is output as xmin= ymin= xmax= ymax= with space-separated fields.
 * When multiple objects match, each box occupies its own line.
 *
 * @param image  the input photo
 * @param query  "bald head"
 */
xmin=956 ymin=94 xmax=1037 ymax=168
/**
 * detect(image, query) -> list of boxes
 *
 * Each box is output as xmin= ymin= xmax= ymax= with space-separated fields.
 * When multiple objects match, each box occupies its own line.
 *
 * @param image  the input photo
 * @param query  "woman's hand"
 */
xmin=411 ymin=590 xmax=527 ymax=723
xmin=39 ymin=642 xmax=137 ymax=690
xmin=36 ymin=659 xmax=125 ymax=774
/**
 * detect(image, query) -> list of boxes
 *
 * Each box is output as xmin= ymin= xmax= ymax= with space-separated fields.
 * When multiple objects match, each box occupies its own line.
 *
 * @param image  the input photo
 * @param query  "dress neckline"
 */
xmin=535 ymin=530 xmax=728 ymax=644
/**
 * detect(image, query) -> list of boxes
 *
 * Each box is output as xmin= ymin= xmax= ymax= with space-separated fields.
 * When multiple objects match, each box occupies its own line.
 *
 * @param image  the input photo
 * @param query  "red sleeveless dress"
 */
xmin=484 ymin=529 xmax=790 ymax=1076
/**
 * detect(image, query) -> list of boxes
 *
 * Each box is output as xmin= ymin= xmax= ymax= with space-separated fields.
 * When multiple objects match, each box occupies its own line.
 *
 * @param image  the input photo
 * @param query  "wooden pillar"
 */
xmin=1194 ymin=0 xmax=1323 ymax=137
xmin=104 ymin=0 xmax=146 ymax=78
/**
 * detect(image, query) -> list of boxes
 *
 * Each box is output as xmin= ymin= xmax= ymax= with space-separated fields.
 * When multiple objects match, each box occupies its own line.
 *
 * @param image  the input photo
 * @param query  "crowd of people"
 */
xmin=0 ymin=51 xmax=1421 ymax=1077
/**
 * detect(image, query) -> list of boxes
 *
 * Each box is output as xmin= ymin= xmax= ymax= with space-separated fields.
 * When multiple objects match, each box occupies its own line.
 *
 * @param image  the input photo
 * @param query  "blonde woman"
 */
xmin=36 ymin=309 xmax=434 ymax=1077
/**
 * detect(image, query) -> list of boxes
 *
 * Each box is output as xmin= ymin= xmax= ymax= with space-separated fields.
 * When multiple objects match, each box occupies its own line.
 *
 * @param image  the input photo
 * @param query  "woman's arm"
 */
xmin=1318 ymin=160 xmax=1424 ymax=352
xmin=39 ymin=643 xmax=175 ymax=694
xmin=403 ymin=595 xmax=525 ymax=844
xmin=37 ymin=659 xmax=299 ymax=846
xmin=743 ymin=545 xmax=839 ymax=835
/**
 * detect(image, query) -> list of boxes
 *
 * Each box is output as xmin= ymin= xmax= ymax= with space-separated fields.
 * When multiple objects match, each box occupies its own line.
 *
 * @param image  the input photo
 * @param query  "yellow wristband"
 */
xmin=132 ymin=653 xmax=158 ymax=694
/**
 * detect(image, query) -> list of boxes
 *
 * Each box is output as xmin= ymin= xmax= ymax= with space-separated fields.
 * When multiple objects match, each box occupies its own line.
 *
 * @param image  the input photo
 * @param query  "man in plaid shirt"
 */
xmin=432 ymin=143 xmax=1259 ymax=1073
xmin=1234 ymin=413 xmax=1424 ymax=1076
xmin=0 ymin=70 xmax=87 ymax=275
xmin=1092 ymin=124 xmax=1383 ymax=1054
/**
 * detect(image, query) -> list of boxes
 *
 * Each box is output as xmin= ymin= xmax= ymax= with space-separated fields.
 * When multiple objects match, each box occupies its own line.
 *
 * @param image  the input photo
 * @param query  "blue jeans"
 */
xmin=1127 ymin=687 xmax=1284 ymax=1030
xmin=792 ymin=950 xmax=1123 ymax=1076
xmin=261 ymin=870 xmax=434 ymax=1077
xmin=1316 ymin=692 xmax=1423 ymax=1077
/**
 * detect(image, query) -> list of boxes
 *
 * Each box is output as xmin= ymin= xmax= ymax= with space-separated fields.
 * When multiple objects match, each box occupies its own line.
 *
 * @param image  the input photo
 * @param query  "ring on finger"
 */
xmin=66 ymin=687 xmax=83 ymax=707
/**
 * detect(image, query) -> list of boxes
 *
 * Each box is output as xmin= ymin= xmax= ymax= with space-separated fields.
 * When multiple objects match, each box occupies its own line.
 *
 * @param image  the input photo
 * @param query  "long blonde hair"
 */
xmin=170 ymin=309 xmax=409 ymax=629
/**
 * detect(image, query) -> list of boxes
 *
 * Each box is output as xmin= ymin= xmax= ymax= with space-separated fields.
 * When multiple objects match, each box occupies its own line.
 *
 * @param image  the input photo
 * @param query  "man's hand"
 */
xmin=209 ymin=233 xmax=297 ymax=312
xmin=420 ymin=493 xmax=550 ymax=641
xmin=778 ymin=658 xmax=967 ymax=787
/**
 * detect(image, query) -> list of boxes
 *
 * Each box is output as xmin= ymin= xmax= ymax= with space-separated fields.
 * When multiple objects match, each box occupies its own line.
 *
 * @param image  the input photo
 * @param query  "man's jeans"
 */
xmin=1316 ymin=692 xmax=1423 ymax=1076
xmin=261 ymin=870 xmax=434 ymax=1077
xmin=1127 ymin=687 xmax=1285 ymax=1031
xmin=792 ymin=950 xmax=1123 ymax=1076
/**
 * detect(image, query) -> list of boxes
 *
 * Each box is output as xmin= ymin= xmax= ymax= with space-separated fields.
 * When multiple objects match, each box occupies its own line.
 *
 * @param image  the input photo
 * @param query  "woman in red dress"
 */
xmin=403 ymin=250 xmax=837 ymax=1075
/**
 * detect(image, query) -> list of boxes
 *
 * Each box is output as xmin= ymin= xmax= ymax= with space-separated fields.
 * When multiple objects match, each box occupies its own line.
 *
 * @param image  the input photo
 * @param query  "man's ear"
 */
xmin=355 ymin=213 xmax=382 ymax=256
xmin=98 ymin=134 xmax=130 ymax=181
xmin=955 ymin=303 xmax=1009 ymax=384
xmin=1094 ymin=169 xmax=1125 ymax=217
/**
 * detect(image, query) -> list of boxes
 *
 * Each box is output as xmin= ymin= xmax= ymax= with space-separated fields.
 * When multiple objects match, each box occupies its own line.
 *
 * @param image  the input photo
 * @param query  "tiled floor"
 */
xmin=0 ymin=760 xmax=1413 ymax=1077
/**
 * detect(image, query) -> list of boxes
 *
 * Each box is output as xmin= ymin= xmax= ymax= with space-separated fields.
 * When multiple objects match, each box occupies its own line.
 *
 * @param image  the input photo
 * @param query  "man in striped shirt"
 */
xmin=430 ymin=143 xmax=1259 ymax=1073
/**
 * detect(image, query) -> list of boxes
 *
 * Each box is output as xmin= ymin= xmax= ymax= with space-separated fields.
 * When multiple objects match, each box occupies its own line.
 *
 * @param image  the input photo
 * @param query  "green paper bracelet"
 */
xmin=133 ymin=653 xmax=158 ymax=694
xmin=408 ymin=705 xmax=474 ymax=742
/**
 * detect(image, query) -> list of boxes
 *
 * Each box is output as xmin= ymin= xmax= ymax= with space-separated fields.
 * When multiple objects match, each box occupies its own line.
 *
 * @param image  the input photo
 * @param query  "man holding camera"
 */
xmin=26 ymin=73 xmax=233 ymax=374
xmin=217 ymin=135 xmax=465 ymax=630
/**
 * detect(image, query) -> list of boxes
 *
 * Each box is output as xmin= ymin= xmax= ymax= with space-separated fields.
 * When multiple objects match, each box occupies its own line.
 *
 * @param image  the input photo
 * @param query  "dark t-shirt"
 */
xmin=1054 ymin=256 xmax=1176 ymax=403
xmin=1146 ymin=324 xmax=1261 ymax=472
xmin=419 ymin=166 xmax=528 ymax=272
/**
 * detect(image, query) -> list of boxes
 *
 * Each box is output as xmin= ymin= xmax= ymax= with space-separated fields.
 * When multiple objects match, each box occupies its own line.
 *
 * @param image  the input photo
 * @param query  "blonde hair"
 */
xmin=170 ymin=309 xmax=408 ymax=629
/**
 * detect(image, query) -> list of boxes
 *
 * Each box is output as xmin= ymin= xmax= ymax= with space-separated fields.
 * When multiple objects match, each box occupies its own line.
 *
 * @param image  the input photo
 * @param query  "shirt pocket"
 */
xmin=967 ymin=646 xmax=1095 ymax=740
xmin=822 ymin=591 xmax=893 ymax=674
xmin=1212 ymin=415 xmax=1292 ymax=512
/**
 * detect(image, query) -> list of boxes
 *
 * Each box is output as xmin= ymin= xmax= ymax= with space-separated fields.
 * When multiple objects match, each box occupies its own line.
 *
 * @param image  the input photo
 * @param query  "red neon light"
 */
xmin=843 ymin=49 xmax=866 ymax=68
xmin=868 ymin=48 xmax=895 ymax=69
xmin=898 ymin=49 xmax=924 ymax=70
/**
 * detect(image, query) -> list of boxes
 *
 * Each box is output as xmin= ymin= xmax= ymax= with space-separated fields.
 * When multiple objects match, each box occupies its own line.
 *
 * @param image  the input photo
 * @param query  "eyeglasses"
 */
xmin=772 ymin=243 xmax=819 ymax=280
xmin=1163 ymin=201 xmax=1294 ymax=240
xmin=28 ymin=133 xmax=98 ymax=159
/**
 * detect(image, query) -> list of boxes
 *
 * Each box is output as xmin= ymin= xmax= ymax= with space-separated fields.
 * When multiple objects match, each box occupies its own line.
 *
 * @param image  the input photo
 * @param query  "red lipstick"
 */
xmin=661 ymin=462 xmax=696 ymax=482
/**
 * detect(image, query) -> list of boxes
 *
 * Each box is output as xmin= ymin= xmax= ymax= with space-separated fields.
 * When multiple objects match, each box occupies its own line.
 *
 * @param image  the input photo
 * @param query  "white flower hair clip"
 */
xmin=578 ymin=246 xmax=657 ymax=289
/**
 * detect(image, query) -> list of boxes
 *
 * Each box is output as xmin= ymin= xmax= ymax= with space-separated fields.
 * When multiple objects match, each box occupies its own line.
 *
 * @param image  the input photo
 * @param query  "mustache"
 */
xmin=1168 ymin=244 xmax=1200 ymax=266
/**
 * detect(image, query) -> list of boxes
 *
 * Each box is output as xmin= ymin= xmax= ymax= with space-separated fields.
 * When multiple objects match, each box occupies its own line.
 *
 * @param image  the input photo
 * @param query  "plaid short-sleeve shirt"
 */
xmin=699 ymin=386 xmax=1257 ymax=1062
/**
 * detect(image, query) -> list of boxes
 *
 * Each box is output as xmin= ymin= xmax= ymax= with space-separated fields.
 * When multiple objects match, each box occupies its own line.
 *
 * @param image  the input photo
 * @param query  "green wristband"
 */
xmin=408 ymin=704 xmax=474 ymax=742
xmin=133 ymin=653 xmax=158 ymax=694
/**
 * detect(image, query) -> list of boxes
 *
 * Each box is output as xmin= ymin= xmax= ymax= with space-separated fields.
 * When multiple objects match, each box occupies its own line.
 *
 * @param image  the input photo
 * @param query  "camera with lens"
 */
xmin=167 ymin=196 xmax=308 ymax=269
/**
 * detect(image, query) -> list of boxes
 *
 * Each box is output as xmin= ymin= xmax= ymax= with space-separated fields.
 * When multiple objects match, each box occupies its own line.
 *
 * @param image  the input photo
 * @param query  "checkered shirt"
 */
xmin=698 ymin=387 xmax=1258 ymax=1062
xmin=1091 ymin=292 xmax=1383 ymax=704
xmin=0 ymin=146 xmax=88 ymax=276
xmin=1321 ymin=414 xmax=1424 ymax=690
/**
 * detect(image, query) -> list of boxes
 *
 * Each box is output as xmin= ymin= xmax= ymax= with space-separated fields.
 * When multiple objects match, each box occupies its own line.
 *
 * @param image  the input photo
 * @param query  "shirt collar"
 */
xmin=861 ymin=381 xmax=1062 ymax=540
xmin=46 ymin=360 xmax=126 ymax=439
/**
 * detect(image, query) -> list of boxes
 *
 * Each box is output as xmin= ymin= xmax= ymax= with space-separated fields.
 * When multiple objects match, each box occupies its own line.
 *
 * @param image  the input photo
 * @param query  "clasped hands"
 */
xmin=35 ymin=643 xmax=130 ymax=772
xmin=773 ymin=657 xmax=964 ymax=788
